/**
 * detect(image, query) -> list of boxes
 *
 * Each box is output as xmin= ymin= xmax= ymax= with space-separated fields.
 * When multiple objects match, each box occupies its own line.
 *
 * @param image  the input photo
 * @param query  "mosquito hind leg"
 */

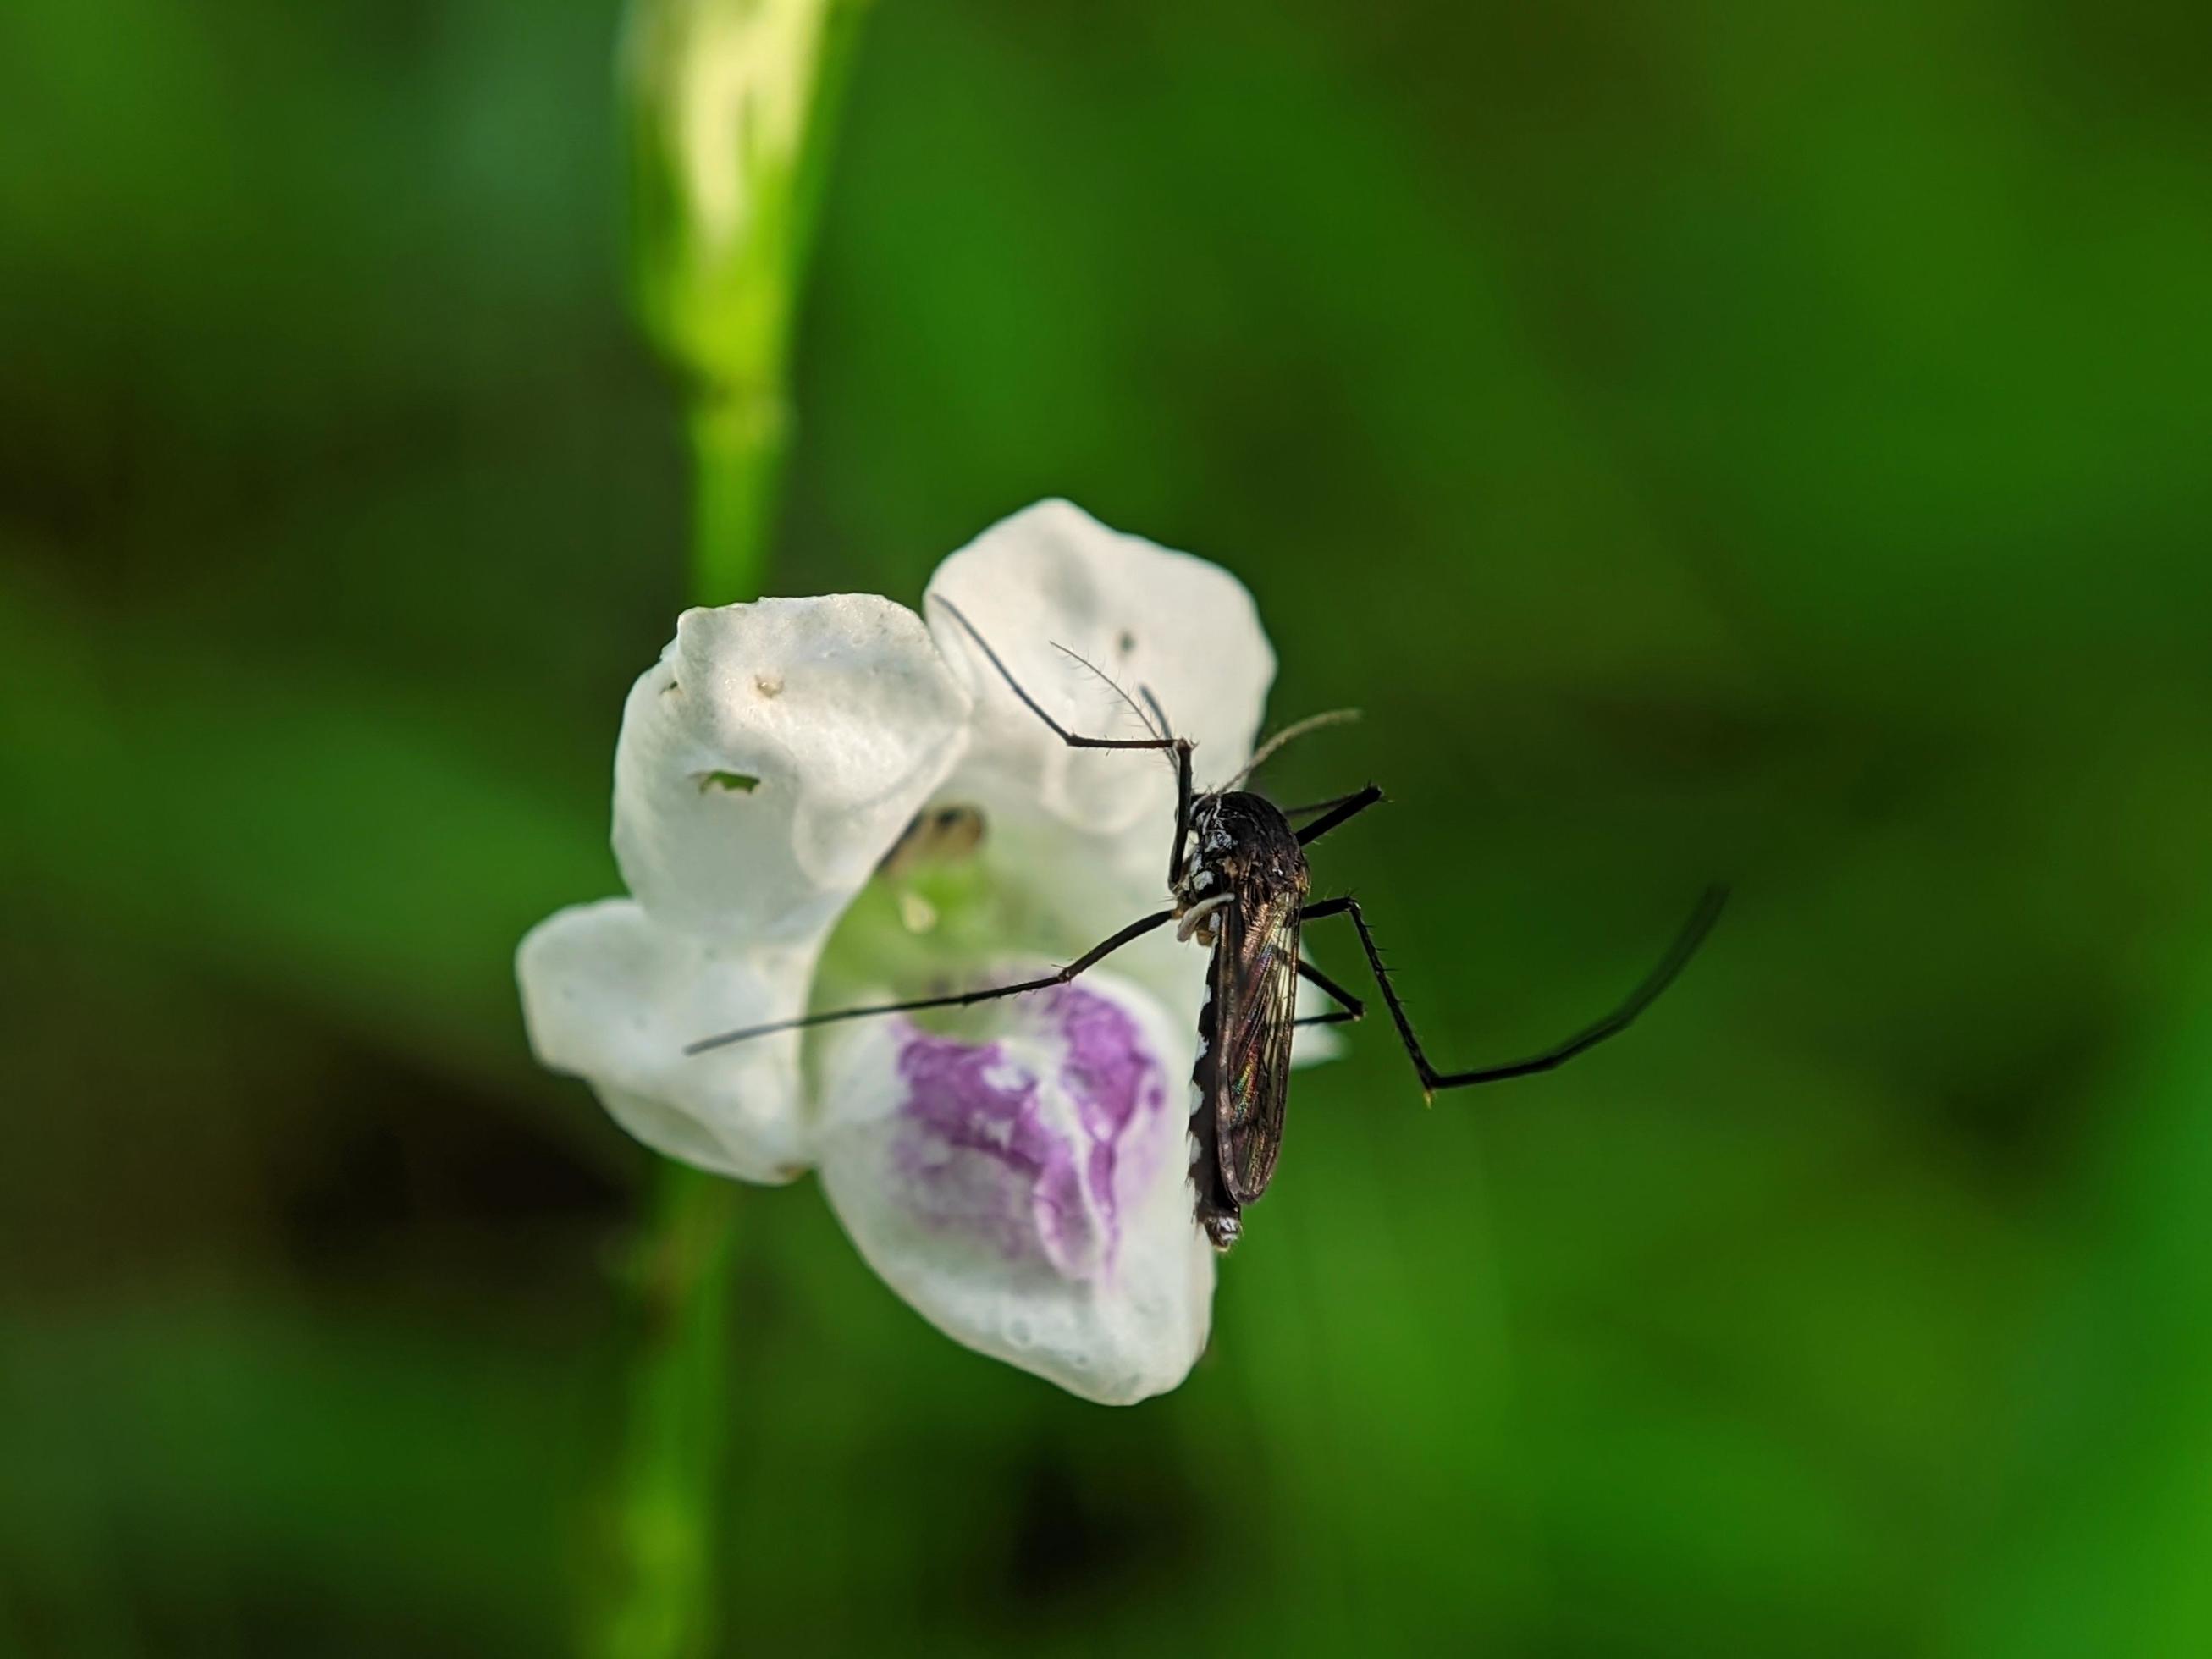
xmin=1298 ymin=887 xmax=1727 ymax=1097
xmin=1293 ymin=957 xmax=1365 ymax=1028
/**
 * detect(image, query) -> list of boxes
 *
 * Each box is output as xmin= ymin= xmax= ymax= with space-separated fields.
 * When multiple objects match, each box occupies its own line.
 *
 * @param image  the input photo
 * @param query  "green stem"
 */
xmin=596 ymin=1169 xmax=742 ymax=1659
xmin=598 ymin=3 xmax=874 ymax=1652
xmin=688 ymin=386 xmax=789 ymax=609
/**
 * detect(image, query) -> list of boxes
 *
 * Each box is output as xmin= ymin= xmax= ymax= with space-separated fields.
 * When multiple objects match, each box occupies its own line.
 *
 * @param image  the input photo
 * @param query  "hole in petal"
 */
xmin=694 ymin=770 xmax=761 ymax=795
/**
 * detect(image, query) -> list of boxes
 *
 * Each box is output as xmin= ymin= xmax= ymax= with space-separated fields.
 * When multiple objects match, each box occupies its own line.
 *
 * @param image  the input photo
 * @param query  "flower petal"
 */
xmin=517 ymin=898 xmax=815 ymax=1182
xmin=813 ymin=968 xmax=1213 ymax=1403
xmin=1290 ymin=1020 xmax=1344 ymax=1066
xmin=923 ymin=500 xmax=1276 ymax=841
xmin=615 ymin=595 xmax=972 ymax=943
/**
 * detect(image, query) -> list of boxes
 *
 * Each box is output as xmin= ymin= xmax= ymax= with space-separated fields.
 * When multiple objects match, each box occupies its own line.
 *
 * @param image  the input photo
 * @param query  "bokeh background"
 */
xmin=6 ymin=1 xmax=2210 ymax=1653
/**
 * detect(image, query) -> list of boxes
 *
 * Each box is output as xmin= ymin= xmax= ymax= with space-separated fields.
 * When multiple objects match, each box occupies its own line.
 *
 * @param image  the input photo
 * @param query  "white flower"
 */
xmin=518 ymin=500 xmax=1283 ymax=1403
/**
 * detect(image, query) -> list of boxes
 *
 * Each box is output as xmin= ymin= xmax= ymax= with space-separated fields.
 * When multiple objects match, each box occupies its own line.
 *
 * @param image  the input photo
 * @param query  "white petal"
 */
xmin=923 ymin=501 xmax=1276 ymax=841
xmin=517 ymin=899 xmax=815 ymax=1182
xmin=813 ymin=968 xmax=1214 ymax=1404
xmin=615 ymin=596 xmax=972 ymax=943
xmin=1290 ymin=1020 xmax=1344 ymax=1066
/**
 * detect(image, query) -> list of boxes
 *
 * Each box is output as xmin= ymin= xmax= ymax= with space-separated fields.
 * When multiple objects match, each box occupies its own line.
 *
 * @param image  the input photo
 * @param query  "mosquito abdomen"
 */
xmin=1188 ymin=970 xmax=1242 ymax=1251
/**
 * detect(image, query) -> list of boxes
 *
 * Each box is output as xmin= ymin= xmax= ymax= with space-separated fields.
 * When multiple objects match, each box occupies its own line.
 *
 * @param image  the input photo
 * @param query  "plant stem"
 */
xmin=598 ymin=2 xmax=874 ymax=1652
xmin=597 ymin=1169 xmax=743 ymax=1659
xmin=688 ymin=386 xmax=787 ymax=609
xmin=596 ymin=419 xmax=772 ymax=1654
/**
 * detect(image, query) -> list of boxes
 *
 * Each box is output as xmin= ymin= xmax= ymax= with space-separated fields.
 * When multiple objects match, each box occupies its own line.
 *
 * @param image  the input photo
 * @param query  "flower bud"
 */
xmin=619 ymin=0 xmax=847 ymax=394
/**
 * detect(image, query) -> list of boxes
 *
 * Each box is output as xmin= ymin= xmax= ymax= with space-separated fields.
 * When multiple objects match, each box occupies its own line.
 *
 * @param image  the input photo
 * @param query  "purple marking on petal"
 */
xmin=886 ymin=989 xmax=1167 ymax=1283
xmin=892 ymin=1028 xmax=1091 ymax=1276
xmin=1049 ymin=987 xmax=1170 ymax=1257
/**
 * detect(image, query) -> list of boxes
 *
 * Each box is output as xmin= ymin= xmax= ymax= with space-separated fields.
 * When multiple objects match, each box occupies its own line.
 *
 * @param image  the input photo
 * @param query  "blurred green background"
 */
xmin=6 ymin=0 xmax=2210 ymax=1653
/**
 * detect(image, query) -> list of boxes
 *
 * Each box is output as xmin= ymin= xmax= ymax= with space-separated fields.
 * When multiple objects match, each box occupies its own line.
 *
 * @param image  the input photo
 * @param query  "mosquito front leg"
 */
xmin=684 ymin=907 xmax=1177 ymax=1055
xmin=932 ymin=596 xmax=1184 ymax=754
xmin=1166 ymin=734 xmax=1194 ymax=890
xmin=1297 ymin=888 xmax=1727 ymax=1097
xmin=931 ymin=595 xmax=1196 ymax=889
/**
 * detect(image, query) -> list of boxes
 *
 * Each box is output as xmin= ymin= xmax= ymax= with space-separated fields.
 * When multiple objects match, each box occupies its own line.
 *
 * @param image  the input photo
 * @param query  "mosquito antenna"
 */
xmin=1139 ymin=686 xmax=1172 ymax=741
xmin=1225 ymin=708 xmax=1361 ymax=791
xmin=1051 ymin=641 xmax=1172 ymax=752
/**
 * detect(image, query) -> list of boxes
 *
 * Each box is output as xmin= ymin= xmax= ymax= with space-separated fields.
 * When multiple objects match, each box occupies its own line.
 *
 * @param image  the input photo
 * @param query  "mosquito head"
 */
xmin=1174 ymin=790 xmax=1305 ymax=908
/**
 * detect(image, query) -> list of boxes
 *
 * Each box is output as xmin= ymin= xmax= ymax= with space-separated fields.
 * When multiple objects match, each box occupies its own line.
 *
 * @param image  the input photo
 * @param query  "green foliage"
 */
xmin=4 ymin=0 xmax=2209 ymax=1653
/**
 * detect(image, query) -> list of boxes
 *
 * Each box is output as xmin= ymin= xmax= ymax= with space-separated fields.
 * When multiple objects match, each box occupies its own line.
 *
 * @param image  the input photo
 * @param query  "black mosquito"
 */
xmin=687 ymin=598 xmax=1728 ymax=1252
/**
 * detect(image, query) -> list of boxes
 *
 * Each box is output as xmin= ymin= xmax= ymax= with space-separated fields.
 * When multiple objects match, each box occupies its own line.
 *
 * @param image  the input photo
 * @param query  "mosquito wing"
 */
xmin=1213 ymin=878 xmax=1302 ymax=1206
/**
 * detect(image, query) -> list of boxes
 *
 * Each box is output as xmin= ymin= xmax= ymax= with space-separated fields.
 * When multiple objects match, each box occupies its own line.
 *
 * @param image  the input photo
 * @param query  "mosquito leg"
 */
xmin=1297 ymin=887 xmax=1728 ymax=1096
xmin=1129 ymin=683 xmax=1204 ymax=888
xmin=684 ymin=907 xmax=1177 ymax=1055
xmin=1293 ymin=784 xmax=1382 ymax=847
xmin=1293 ymin=957 xmax=1365 ymax=1028
xmin=932 ymin=595 xmax=1188 ymax=756
xmin=933 ymin=596 xmax=1194 ymax=885
xmin=1166 ymin=737 xmax=1194 ymax=889
xmin=1280 ymin=790 xmax=1372 ymax=820
xmin=1281 ymin=791 xmax=1366 ymax=818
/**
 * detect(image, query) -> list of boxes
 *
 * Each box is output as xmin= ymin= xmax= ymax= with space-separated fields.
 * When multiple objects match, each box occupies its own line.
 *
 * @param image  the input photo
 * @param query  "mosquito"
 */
xmin=686 ymin=598 xmax=1728 ymax=1251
